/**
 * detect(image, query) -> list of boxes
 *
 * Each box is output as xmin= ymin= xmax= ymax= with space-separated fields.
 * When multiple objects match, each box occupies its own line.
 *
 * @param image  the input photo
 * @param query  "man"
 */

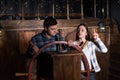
xmin=27 ymin=16 xmax=65 ymax=80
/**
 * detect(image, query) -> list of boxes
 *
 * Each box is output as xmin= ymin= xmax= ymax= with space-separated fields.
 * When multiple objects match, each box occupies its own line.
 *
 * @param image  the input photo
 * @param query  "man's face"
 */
xmin=45 ymin=25 xmax=58 ymax=38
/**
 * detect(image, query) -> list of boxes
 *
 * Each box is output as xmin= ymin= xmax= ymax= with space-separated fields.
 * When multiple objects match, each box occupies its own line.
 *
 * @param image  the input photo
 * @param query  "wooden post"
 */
xmin=51 ymin=51 xmax=81 ymax=80
xmin=81 ymin=0 xmax=84 ymax=19
xmin=67 ymin=0 xmax=70 ymax=20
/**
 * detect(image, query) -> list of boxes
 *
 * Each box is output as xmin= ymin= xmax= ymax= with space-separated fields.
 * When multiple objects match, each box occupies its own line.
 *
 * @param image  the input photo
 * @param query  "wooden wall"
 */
xmin=109 ymin=20 xmax=120 ymax=80
xmin=0 ymin=18 xmax=110 ymax=80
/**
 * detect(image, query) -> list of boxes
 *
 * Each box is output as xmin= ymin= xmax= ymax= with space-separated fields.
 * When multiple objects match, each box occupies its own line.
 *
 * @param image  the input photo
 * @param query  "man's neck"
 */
xmin=45 ymin=33 xmax=52 ymax=39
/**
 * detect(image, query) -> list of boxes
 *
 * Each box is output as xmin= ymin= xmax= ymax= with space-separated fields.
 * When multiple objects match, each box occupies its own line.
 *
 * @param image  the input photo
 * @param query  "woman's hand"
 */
xmin=92 ymin=28 xmax=99 ymax=41
xmin=67 ymin=40 xmax=80 ymax=46
xmin=67 ymin=40 xmax=74 ymax=46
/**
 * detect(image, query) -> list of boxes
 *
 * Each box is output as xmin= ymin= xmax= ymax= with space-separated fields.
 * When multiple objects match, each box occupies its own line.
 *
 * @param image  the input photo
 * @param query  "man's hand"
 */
xmin=30 ymin=42 xmax=39 ymax=54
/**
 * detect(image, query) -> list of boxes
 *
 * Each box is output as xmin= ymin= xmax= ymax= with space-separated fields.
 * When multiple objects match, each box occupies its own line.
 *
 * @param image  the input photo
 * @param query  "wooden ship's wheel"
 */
xmin=28 ymin=41 xmax=90 ymax=80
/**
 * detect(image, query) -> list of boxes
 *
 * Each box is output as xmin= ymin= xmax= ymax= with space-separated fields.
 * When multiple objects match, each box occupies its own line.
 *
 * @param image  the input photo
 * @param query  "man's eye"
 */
xmin=50 ymin=28 xmax=54 ymax=30
xmin=52 ymin=28 xmax=57 ymax=30
xmin=51 ymin=29 xmax=53 ymax=30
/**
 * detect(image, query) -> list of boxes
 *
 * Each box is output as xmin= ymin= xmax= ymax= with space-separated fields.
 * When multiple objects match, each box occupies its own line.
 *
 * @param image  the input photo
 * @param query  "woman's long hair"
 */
xmin=76 ymin=23 xmax=91 ymax=41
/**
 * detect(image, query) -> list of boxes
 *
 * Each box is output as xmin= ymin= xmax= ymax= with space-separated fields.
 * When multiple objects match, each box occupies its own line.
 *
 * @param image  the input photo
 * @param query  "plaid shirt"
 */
xmin=27 ymin=31 xmax=64 ymax=57
xmin=26 ymin=31 xmax=65 ymax=77
xmin=81 ymin=38 xmax=108 ymax=72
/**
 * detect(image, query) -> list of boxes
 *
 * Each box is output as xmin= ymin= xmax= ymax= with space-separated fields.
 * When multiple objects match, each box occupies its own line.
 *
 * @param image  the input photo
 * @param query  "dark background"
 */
xmin=110 ymin=0 xmax=120 ymax=32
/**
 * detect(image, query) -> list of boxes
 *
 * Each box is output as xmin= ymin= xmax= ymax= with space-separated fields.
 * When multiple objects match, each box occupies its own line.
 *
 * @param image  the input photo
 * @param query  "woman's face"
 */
xmin=77 ymin=25 xmax=87 ymax=39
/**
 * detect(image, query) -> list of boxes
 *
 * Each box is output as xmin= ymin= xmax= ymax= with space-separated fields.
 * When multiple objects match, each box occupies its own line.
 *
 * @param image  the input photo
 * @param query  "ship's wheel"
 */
xmin=28 ymin=41 xmax=90 ymax=80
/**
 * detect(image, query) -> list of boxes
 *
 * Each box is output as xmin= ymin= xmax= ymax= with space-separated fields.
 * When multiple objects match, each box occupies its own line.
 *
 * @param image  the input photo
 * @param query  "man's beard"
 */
xmin=46 ymin=31 xmax=56 ymax=38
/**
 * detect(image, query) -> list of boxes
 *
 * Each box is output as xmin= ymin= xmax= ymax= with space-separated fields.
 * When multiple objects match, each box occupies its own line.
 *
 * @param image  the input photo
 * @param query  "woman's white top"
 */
xmin=74 ymin=38 xmax=108 ymax=72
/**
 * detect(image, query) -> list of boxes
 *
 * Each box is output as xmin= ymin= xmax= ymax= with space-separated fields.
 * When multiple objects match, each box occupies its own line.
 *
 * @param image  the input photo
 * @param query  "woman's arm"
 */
xmin=94 ymin=38 xmax=108 ymax=53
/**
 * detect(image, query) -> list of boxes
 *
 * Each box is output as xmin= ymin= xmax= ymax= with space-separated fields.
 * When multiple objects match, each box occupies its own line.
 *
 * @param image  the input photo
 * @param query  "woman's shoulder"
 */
xmin=87 ymin=41 xmax=95 ymax=46
xmin=87 ymin=40 xmax=93 ymax=44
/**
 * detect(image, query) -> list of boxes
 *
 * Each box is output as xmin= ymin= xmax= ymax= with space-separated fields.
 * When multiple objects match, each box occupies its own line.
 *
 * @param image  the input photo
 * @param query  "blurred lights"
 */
xmin=0 ymin=25 xmax=3 ymax=36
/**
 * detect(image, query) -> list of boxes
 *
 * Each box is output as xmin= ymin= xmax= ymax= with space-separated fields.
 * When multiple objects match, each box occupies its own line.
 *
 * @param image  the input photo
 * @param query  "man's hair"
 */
xmin=43 ymin=16 xmax=57 ymax=28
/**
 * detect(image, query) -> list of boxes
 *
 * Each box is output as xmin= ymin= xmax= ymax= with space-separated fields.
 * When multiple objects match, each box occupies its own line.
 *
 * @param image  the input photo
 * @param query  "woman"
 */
xmin=67 ymin=23 xmax=108 ymax=80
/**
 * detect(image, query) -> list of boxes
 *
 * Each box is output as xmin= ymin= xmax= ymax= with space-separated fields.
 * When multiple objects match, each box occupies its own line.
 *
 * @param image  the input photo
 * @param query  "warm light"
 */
xmin=0 ymin=30 xmax=2 ymax=36
xmin=98 ymin=20 xmax=106 ymax=32
xmin=0 ymin=30 xmax=4 ymax=37
xmin=0 ymin=25 xmax=3 ymax=36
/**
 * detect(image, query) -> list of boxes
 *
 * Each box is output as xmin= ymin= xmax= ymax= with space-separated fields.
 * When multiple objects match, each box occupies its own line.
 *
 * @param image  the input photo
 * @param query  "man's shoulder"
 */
xmin=32 ymin=33 xmax=43 ymax=39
